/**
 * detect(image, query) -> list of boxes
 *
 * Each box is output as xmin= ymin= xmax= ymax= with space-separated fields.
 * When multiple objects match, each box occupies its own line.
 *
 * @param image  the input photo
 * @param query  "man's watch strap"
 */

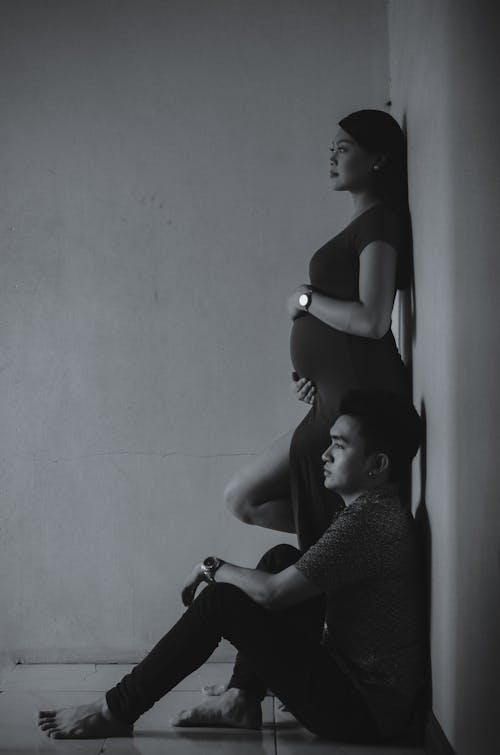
xmin=200 ymin=557 xmax=225 ymax=584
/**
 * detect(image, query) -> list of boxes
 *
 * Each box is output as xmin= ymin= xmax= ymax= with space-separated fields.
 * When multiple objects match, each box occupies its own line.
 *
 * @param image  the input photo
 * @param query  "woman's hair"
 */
xmin=339 ymin=109 xmax=411 ymax=288
xmin=339 ymin=389 xmax=422 ymax=483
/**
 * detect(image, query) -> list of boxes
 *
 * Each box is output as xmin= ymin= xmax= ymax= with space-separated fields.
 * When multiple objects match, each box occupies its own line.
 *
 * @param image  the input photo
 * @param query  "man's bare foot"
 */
xmin=201 ymin=682 xmax=228 ymax=696
xmin=171 ymin=687 xmax=262 ymax=729
xmin=37 ymin=698 xmax=133 ymax=739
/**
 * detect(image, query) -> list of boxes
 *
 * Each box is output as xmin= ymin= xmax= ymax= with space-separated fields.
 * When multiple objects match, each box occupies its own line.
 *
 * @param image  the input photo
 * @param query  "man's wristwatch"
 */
xmin=200 ymin=557 xmax=225 ymax=584
xmin=297 ymin=287 xmax=313 ymax=311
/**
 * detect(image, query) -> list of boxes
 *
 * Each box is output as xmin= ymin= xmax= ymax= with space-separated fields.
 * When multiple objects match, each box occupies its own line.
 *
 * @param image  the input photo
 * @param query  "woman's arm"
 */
xmin=289 ymin=241 xmax=397 ymax=339
xmin=182 ymin=562 xmax=321 ymax=610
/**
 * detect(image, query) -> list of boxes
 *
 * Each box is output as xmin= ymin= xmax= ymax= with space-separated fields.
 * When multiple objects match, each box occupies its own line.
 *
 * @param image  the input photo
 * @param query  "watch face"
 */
xmin=298 ymin=293 xmax=309 ymax=307
xmin=204 ymin=557 xmax=216 ymax=567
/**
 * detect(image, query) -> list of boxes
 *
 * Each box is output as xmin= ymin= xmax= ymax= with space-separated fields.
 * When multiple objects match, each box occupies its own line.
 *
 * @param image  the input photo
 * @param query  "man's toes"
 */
xmin=39 ymin=720 xmax=56 ymax=731
xmin=171 ymin=708 xmax=190 ymax=726
xmin=38 ymin=712 xmax=55 ymax=721
xmin=173 ymin=706 xmax=214 ymax=727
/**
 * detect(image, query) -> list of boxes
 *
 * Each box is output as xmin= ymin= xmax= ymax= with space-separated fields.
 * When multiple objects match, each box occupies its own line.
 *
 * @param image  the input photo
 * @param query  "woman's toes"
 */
xmin=202 ymin=683 xmax=227 ymax=696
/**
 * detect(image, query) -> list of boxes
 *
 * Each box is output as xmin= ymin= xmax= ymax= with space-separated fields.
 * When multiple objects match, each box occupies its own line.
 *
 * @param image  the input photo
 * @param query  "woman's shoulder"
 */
xmin=349 ymin=203 xmax=406 ymax=254
xmin=352 ymin=202 xmax=402 ymax=231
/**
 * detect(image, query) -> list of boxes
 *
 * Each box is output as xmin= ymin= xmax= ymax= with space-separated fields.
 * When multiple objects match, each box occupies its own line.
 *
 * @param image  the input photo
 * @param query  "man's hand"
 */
xmin=181 ymin=563 xmax=205 ymax=607
xmin=286 ymin=284 xmax=311 ymax=321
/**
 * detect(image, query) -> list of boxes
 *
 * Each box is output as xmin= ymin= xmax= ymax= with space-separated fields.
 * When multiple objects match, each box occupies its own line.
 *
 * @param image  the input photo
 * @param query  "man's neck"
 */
xmin=341 ymin=480 xmax=392 ymax=507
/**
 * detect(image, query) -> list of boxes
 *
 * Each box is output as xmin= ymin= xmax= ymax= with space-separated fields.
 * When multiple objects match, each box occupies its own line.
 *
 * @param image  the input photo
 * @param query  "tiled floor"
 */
xmin=0 ymin=663 xmax=425 ymax=754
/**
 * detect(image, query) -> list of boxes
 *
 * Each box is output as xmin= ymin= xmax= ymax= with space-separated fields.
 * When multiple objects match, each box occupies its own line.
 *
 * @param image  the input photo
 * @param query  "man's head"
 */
xmin=322 ymin=390 xmax=422 ymax=500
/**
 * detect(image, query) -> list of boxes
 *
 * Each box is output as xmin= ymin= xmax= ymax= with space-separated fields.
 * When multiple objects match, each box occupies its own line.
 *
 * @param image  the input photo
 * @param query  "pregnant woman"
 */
xmin=175 ymin=109 xmax=415 ymax=727
xmin=226 ymin=108 xmax=411 ymax=551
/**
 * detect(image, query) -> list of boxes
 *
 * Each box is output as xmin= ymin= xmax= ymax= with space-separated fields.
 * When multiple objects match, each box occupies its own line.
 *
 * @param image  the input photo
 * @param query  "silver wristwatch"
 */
xmin=200 ymin=557 xmax=225 ymax=584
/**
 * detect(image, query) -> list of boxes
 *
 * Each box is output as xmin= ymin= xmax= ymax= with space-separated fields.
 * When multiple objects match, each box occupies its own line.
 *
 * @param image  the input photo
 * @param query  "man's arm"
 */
xmin=182 ymin=561 xmax=321 ymax=610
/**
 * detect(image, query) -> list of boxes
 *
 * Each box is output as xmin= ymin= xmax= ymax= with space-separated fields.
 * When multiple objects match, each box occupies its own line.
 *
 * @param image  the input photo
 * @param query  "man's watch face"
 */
xmin=298 ymin=293 xmax=309 ymax=307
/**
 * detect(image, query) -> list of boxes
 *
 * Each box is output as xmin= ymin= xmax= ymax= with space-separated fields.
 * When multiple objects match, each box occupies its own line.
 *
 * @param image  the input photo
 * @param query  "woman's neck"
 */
xmin=349 ymin=190 xmax=382 ymax=220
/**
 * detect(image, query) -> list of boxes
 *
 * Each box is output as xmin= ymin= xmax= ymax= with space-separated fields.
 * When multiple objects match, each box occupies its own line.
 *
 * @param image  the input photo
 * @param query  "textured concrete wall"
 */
xmin=0 ymin=0 xmax=390 ymax=666
xmin=388 ymin=2 xmax=500 ymax=753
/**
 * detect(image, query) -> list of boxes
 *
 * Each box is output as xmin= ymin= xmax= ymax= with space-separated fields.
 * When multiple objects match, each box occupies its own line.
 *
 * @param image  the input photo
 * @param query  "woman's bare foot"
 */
xmin=37 ymin=698 xmax=132 ymax=739
xmin=171 ymin=687 xmax=262 ymax=729
xmin=201 ymin=682 xmax=228 ymax=696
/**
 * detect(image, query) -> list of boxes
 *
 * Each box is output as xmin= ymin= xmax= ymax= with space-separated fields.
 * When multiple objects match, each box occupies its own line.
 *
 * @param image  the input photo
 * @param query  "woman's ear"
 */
xmin=372 ymin=154 xmax=388 ymax=173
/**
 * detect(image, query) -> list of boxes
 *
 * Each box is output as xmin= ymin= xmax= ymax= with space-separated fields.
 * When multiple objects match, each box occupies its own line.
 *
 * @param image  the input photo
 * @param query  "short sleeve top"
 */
xmin=294 ymin=486 xmax=425 ymax=738
xmin=308 ymin=203 xmax=406 ymax=300
xmin=290 ymin=205 xmax=409 ymax=415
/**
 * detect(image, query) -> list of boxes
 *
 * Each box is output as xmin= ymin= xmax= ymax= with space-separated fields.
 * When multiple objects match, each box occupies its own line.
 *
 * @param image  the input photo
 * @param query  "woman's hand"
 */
xmin=286 ymin=284 xmax=311 ymax=321
xmin=291 ymin=372 xmax=316 ymax=405
xmin=181 ymin=563 xmax=205 ymax=607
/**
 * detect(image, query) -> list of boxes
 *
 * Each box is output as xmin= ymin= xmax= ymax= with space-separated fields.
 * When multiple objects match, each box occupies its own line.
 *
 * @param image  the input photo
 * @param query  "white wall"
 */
xmin=388 ymin=2 xmax=500 ymax=753
xmin=0 ymin=0 xmax=390 ymax=667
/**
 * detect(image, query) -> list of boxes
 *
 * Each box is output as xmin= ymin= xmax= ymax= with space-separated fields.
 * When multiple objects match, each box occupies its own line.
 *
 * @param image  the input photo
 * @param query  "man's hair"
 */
xmin=339 ymin=389 xmax=422 ymax=482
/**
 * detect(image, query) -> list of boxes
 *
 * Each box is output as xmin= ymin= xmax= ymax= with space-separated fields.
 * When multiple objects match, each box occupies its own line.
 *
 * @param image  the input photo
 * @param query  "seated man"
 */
xmin=38 ymin=389 xmax=426 ymax=744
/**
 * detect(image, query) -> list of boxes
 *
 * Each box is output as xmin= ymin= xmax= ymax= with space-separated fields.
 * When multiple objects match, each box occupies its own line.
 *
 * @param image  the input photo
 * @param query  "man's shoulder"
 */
xmin=337 ymin=486 xmax=411 ymax=538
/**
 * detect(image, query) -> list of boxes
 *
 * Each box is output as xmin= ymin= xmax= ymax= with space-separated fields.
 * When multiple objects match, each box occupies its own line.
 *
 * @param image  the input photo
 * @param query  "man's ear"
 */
xmin=368 ymin=452 xmax=390 ymax=478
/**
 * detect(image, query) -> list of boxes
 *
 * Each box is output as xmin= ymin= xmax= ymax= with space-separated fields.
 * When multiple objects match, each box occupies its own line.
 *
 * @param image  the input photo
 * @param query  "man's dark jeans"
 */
xmin=105 ymin=544 xmax=379 ymax=743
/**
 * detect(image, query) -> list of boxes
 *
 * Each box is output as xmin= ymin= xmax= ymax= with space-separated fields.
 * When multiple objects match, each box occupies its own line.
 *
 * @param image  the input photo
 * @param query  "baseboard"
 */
xmin=3 ymin=639 xmax=236 ymax=667
xmin=426 ymin=711 xmax=455 ymax=755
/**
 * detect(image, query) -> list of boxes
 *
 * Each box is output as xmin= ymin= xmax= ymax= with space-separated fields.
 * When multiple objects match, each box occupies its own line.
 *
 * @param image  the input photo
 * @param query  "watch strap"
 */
xmin=200 ymin=557 xmax=225 ymax=584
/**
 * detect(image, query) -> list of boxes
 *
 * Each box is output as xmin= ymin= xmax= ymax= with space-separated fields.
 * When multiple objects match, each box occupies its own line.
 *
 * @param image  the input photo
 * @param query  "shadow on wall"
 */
xmin=403 ymin=112 xmax=432 ymax=719
xmin=414 ymin=400 xmax=432 ymax=715
xmin=396 ymin=127 xmax=432 ymax=728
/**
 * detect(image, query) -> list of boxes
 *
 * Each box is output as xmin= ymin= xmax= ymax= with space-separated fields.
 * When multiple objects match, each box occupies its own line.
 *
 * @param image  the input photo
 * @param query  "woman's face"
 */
xmin=329 ymin=127 xmax=377 ymax=193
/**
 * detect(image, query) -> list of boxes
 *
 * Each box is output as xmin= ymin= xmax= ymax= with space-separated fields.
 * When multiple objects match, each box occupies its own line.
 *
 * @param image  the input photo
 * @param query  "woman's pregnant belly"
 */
xmin=290 ymin=315 xmax=357 ymax=416
xmin=290 ymin=315 xmax=408 ymax=416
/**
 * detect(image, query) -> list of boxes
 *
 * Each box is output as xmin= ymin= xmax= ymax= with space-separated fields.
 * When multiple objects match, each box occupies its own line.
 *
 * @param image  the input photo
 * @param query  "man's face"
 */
xmin=322 ymin=415 xmax=372 ymax=494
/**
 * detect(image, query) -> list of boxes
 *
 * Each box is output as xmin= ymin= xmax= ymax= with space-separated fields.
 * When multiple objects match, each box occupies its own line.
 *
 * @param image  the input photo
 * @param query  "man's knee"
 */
xmin=224 ymin=476 xmax=247 ymax=518
xmin=256 ymin=544 xmax=300 ymax=573
xmin=224 ymin=475 xmax=260 ymax=524
xmin=196 ymin=582 xmax=254 ymax=618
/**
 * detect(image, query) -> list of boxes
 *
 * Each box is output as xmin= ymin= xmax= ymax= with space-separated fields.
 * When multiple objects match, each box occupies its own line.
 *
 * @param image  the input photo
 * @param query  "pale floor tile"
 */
xmin=0 ymin=689 xmax=105 ymax=754
xmin=90 ymin=661 xmax=233 ymax=692
xmin=104 ymin=691 xmax=276 ymax=755
xmin=1 ymin=662 xmax=233 ymax=694
xmin=1 ymin=664 xmax=96 ymax=691
xmin=0 ymin=665 xmax=426 ymax=755
xmin=274 ymin=702 xmax=425 ymax=755
xmin=0 ymin=666 xmax=274 ymax=755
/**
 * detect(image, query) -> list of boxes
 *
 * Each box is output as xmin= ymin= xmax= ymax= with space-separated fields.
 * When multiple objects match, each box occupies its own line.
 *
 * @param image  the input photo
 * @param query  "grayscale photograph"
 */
xmin=0 ymin=2 xmax=499 ymax=754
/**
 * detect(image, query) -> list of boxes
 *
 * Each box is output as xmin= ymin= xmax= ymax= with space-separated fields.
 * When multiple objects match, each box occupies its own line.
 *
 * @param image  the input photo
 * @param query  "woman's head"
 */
xmin=331 ymin=109 xmax=408 ymax=213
